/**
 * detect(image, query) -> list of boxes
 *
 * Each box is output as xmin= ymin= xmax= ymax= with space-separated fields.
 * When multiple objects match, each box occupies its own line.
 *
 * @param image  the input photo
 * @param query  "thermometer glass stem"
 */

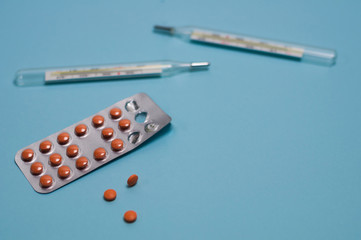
xmin=154 ymin=25 xmax=336 ymax=66
xmin=14 ymin=60 xmax=210 ymax=86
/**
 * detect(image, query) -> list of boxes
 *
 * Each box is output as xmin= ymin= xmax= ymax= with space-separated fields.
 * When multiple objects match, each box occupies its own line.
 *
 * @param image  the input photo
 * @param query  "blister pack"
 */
xmin=15 ymin=93 xmax=171 ymax=193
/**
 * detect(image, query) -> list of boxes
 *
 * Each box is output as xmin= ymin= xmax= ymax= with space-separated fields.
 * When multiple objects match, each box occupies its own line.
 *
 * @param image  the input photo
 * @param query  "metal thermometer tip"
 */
xmin=190 ymin=62 xmax=210 ymax=70
xmin=153 ymin=25 xmax=175 ymax=35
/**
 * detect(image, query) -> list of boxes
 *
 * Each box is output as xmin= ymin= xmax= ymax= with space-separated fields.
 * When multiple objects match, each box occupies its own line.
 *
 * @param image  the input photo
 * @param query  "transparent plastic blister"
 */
xmin=14 ymin=93 xmax=171 ymax=193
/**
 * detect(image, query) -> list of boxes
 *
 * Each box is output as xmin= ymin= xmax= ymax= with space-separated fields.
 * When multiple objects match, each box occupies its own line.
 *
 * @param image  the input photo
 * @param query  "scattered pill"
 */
xmin=75 ymin=124 xmax=87 ymax=137
xmin=66 ymin=145 xmax=79 ymax=158
xmin=119 ymin=119 xmax=131 ymax=130
xmin=30 ymin=162 xmax=43 ymax=175
xmin=21 ymin=149 xmax=34 ymax=162
xmin=49 ymin=153 xmax=62 ymax=166
xmin=76 ymin=157 xmax=88 ymax=170
xmin=92 ymin=115 xmax=104 ymax=128
xmin=58 ymin=166 xmax=71 ymax=179
xmin=57 ymin=132 xmax=70 ymax=145
xmin=39 ymin=141 xmax=52 ymax=153
xmin=127 ymin=174 xmax=138 ymax=187
xmin=111 ymin=139 xmax=124 ymax=151
xmin=102 ymin=128 xmax=114 ymax=140
xmin=94 ymin=147 xmax=107 ymax=160
xmin=110 ymin=108 xmax=122 ymax=119
xmin=103 ymin=189 xmax=117 ymax=201
xmin=124 ymin=210 xmax=137 ymax=223
xmin=40 ymin=175 xmax=53 ymax=188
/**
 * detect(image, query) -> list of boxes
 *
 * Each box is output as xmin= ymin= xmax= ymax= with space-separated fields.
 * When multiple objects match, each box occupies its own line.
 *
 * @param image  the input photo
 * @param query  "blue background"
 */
xmin=1 ymin=0 xmax=360 ymax=239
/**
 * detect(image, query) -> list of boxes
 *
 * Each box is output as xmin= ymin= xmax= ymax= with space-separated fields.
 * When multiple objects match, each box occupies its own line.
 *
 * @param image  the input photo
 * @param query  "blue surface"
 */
xmin=1 ymin=0 xmax=361 ymax=239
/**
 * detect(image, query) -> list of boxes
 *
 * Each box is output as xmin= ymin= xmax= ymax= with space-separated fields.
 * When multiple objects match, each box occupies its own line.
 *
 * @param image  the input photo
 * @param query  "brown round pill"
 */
xmin=58 ymin=165 xmax=71 ymax=179
xmin=94 ymin=147 xmax=107 ymax=160
xmin=66 ymin=145 xmax=79 ymax=158
xmin=127 ymin=174 xmax=138 ymax=187
xmin=49 ymin=153 xmax=62 ymax=166
xmin=30 ymin=162 xmax=43 ymax=175
xmin=21 ymin=149 xmax=34 ymax=162
xmin=110 ymin=108 xmax=122 ymax=119
xmin=40 ymin=175 xmax=53 ymax=188
xmin=111 ymin=139 xmax=124 ymax=151
xmin=102 ymin=128 xmax=114 ymax=140
xmin=75 ymin=124 xmax=87 ymax=137
xmin=76 ymin=157 xmax=89 ymax=170
xmin=103 ymin=189 xmax=117 ymax=201
xmin=92 ymin=115 xmax=104 ymax=128
xmin=119 ymin=119 xmax=131 ymax=130
xmin=57 ymin=132 xmax=70 ymax=145
xmin=39 ymin=140 xmax=52 ymax=153
xmin=124 ymin=210 xmax=137 ymax=223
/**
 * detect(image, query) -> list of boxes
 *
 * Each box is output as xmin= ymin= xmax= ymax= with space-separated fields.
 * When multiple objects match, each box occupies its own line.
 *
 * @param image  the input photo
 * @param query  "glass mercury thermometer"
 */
xmin=14 ymin=60 xmax=210 ymax=86
xmin=154 ymin=25 xmax=336 ymax=66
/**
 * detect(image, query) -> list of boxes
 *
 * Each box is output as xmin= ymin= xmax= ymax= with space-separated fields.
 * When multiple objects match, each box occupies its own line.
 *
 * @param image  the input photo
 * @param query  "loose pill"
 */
xmin=119 ymin=119 xmax=131 ymax=130
xmin=127 ymin=174 xmax=138 ymax=187
xmin=124 ymin=210 xmax=137 ymax=223
xmin=111 ymin=139 xmax=124 ymax=151
xmin=58 ymin=166 xmax=71 ymax=179
xmin=94 ymin=147 xmax=106 ymax=160
xmin=103 ymin=189 xmax=117 ymax=201
xmin=76 ymin=157 xmax=88 ymax=170
xmin=102 ymin=128 xmax=114 ymax=140
xmin=75 ymin=124 xmax=87 ymax=137
xmin=49 ymin=153 xmax=62 ymax=166
xmin=110 ymin=108 xmax=122 ymax=119
xmin=40 ymin=175 xmax=53 ymax=188
xmin=39 ymin=141 xmax=52 ymax=153
xmin=30 ymin=162 xmax=43 ymax=175
xmin=21 ymin=149 xmax=34 ymax=162
xmin=57 ymin=132 xmax=70 ymax=145
xmin=66 ymin=145 xmax=79 ymax=158
xmin=92 ymin=115 xmax=104 ymax=128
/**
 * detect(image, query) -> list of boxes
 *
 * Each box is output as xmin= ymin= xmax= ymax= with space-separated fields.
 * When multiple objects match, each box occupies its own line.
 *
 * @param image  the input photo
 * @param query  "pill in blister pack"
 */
xmin=14 ymin=93 xmax=171 ymax=193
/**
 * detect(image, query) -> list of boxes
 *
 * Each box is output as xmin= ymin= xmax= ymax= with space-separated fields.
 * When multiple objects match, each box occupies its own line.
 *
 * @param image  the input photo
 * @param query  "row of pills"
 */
xmin=21 ymin=142 xmax=124 ymax=188
xmin=22 ymin=138 xmax=124 ymax=163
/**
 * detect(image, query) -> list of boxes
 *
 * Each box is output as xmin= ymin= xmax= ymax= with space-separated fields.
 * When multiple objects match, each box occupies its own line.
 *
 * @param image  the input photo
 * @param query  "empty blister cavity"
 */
xmin=145 ymin=123 xmax=159 ymax=132
xmin=125 ymin=100 xmax=139 ymax=112
xmin=135 ymin=112 xmax=147 ymax=123
xmin=128 ymin=132 xmax=141 ymax=144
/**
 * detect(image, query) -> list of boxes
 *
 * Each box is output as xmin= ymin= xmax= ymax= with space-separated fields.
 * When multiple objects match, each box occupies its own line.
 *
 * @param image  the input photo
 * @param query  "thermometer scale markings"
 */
xmin=190 ymin=30 xmax=304 ymax=58
xmin=45 ymin=64 xmax=169 ymax=82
